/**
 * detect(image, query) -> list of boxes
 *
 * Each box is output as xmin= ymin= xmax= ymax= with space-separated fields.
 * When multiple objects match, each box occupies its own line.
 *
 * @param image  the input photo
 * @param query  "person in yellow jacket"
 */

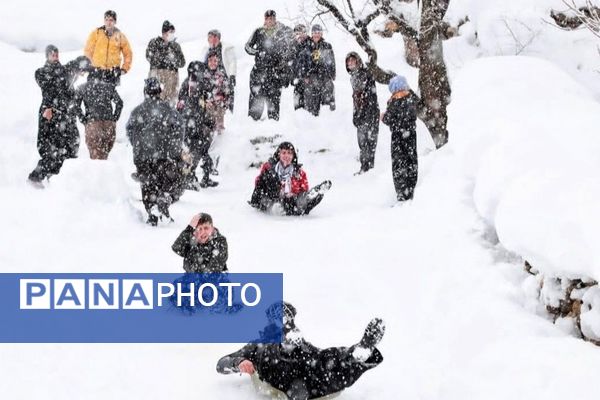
xmin=84 ymin=10 xmax=132 ymax=85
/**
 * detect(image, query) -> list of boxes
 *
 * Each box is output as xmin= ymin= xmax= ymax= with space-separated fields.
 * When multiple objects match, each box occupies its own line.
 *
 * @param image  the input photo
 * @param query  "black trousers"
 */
xmin=356 ymin=118 xmax=379 ymax=171
xmin=391 ymin=129 xmax=418 ymax=201
xmin=293 ymin=80 xmax=305 ymax=110
xmin=29 ymin=113 xmax=79 ymax=181
xmin=304 ymin=78 xmax=334 ymax=116
xmin=285 ymin=345 xmax=383 ymax=400
xmin=186 ymin=133 xmax=213 ymax=181
xmin=217 ymin=342 xmax=383 ymax=400
xmin=248 ymin=66 xmax=282 ymax=121
xmin=250 ymin=169 xmax=324 ymax=216
xmin=135 ymin=159 xmax=183 ymax=217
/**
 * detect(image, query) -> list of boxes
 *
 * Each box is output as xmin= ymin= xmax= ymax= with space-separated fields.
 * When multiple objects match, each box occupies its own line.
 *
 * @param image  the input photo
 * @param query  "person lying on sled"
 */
xmin=216 ymin=302 xmax=385 ymax=400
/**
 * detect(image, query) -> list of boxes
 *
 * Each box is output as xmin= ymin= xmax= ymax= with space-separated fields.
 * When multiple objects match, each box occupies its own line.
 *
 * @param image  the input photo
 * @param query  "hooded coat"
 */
xmin=255 ymin=145 xmax=308 ymax=196
xmin=346 ymin=52 xmax=379 ymax=127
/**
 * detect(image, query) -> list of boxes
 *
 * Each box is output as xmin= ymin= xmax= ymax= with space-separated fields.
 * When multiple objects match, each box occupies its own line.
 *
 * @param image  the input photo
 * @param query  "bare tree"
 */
xmin=315 ymin=0 xmax=452 ymax=148
xmin=551 ymin=0 xmax=600 ymax=38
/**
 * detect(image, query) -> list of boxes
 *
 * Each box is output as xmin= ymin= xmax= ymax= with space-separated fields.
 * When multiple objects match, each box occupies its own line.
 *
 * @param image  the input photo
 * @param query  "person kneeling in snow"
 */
xmin=249 ymin=142 xmax=331 ymax=215
xmin=217 ymin=302 xmax=385 ymax=400
xmin=172 ymin=212 xmax=228 ymax=273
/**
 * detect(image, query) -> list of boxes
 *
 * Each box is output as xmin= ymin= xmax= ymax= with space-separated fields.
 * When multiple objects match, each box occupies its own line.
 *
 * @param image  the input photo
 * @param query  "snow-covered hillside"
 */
xmin=1 ymin=1 xmax=600 ymax=399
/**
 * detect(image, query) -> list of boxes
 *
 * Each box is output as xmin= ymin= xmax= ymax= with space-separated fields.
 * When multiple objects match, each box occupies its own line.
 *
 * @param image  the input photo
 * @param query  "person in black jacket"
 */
xmin=74 ymin=69 xmax=123 ymax=159
xmin=303 ymin=25 xmax=336 ymax=116
xmin=216 ymin=302 xmax=385 ymax=400
xmin=382 ymin=75 xmax=418 ymax=202
xmin=146 ymin=20 xmax=186 ymax=105
xmin=290 ymin=24 xmax=311 ymax=110
xmin=126 ymin=78 xmax=185 ymax=225
xmin=172 ymin=213 xmax=228 ymax=273
xmin=28 ymin=46 xmax=91 ymax=186
xmin=177 ymin=61 xmax=219 ymax=190
xmin=346 ymin=52 xmax=379 ymax=175
xmin=245 ymin=10 xmax=293 ymax=121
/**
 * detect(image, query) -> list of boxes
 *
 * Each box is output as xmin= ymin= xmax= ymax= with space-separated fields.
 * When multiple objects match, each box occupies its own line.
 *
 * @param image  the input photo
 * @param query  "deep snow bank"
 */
xmin=449 ymin=55 xmax=600 ymax=339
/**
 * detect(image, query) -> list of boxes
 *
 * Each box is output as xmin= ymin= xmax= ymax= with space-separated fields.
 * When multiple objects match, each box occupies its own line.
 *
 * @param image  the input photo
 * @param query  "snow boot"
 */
xmin=307 ymin=180 xmax=332 ymax=200
xmin=352 ymin=318 xmax=385 ymax=361
xmin=199 ymin=176 xmax=219 ymax=188
xmin=184 ymin=175 xmax=202 ymax=191
xmin=146 ymin=214 xmax=159 ymax=226
xmin=27 ymin=176 xmax=45 ymax=189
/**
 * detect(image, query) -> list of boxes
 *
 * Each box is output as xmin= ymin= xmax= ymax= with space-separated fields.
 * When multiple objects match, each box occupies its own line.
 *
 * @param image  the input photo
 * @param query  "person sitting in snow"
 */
xmin=381 ymin=75 xmax=419 ymax=202
xmin=249 ymin=142 xmax=331 ymax=216
xmin=172 ymin=212 xmax=228 ymax=273
xmin=216 ymin=302 xmax=385 ymax=400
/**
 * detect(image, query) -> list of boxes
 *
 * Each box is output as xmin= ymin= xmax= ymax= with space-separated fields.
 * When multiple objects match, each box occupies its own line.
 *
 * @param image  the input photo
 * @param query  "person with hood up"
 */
xmin=126 ymin=77 xmax=185 ymax=226
xmin=382 ymin=75 xmax=419 ymax=202
xmin=249 ymin=142 xmax=332 ymax=216
xmin=217 ymin=302 xmax=385 ymax=400
xmin=346 ymin=51 xmax=379 ymax=175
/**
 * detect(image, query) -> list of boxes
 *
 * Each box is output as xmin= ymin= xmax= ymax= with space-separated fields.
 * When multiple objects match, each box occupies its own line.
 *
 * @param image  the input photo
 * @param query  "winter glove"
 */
xmin=229 ymin=75 xmax=236 ymax=87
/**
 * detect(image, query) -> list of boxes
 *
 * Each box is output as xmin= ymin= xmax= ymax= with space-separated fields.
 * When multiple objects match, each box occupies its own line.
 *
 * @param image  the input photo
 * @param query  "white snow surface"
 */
xmin=449 ymin=55 xmax=600 ymax=283
xmin=1 ymin=0 xmax=600 ymax=399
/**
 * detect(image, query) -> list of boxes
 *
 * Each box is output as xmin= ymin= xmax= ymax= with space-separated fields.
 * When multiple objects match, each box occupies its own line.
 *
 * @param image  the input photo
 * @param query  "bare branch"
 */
xmin=309 ymin=10 xmax=331 ymax=25
xmin=358 ymin=10 xmax=381 ymax=28
xmin=316 ymin=0 xmax=371 ymax=51
xmin=346 ymin=0 xmax=356 ymax=19
xmin=551 ymin=0 xmax=600 ymax=38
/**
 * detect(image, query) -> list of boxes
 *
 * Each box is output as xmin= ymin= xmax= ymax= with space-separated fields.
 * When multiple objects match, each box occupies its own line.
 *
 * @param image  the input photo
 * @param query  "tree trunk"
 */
xmin=403 ymin=35 xmax=420 ymax=68
xmin=418 ymin=0 xmax=451 ymax=148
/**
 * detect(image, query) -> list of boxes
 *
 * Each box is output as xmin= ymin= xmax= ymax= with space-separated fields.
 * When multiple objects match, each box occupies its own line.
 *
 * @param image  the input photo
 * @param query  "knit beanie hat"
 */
xmin=388 ymin=75 xmax=409 ymax=93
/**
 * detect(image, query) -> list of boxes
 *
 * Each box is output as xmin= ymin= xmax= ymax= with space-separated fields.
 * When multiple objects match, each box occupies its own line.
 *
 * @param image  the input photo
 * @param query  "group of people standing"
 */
xmin=27 ymin=7 xmax=418 ymax=222
xmin=246 ymin=10 xmax=337 ymax=120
